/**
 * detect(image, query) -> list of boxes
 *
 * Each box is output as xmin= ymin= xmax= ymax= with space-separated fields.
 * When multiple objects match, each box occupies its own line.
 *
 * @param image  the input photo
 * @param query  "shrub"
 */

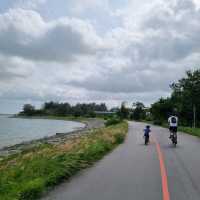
xmin=105 ymin=117 xmax=122 ymax=127
xmin=19 ymin=178 xmax=45 ymax=200
xmin=145 ymin=115 xmax=153 ymax=121
xmin=153 ymin=120 xmax=163 ymax=126
xmin=114 ymin=133 xmax=125 ymax=144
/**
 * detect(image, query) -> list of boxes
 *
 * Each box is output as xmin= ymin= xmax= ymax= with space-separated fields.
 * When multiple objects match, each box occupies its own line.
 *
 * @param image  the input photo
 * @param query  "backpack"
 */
xmin=171 ymin=117 xmax=177 ymax=124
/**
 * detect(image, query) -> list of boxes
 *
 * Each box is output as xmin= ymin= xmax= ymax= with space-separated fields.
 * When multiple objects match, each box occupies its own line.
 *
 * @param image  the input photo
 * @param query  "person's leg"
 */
xmin=169 ymin=127 xmax=173 ymax=138
xmin=145 ymin=135 xmax=149 ymax=145
xmin=173 ymin=127 xmax=177 ymax=144
xmin=174 ymin=127 xmax=177 ymax=138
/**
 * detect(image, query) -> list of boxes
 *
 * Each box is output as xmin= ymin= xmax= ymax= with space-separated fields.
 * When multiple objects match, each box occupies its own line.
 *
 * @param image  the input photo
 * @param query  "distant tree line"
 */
xmin=20 ymin=100 xmax=148 ymax=121
xmin=116 ymin=101 xmax=148 ymax=121
xmin=20 ymin=69 xmax=200 ymax=127
xmin=20 ymin=102 xmax=107 ymax=118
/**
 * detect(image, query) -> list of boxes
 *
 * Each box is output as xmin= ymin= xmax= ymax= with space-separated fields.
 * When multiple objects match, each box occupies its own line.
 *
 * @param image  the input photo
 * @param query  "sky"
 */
xmin=0 ymin=0 xmax=200 ymax=113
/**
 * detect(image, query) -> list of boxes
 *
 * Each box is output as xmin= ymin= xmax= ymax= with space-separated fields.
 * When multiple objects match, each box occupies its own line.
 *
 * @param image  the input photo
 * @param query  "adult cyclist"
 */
xmin=168 ymin=112 xmax=178 ymax=139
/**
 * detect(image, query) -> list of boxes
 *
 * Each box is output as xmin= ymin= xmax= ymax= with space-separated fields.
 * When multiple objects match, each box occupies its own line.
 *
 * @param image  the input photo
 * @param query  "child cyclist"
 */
xmin=143 ymin=125 xmax=151 ymax=145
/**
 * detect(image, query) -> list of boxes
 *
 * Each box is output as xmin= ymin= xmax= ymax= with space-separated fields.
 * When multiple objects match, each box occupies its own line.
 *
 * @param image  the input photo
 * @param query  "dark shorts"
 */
xmin=169 ymin=126 xmax=177 ymax=133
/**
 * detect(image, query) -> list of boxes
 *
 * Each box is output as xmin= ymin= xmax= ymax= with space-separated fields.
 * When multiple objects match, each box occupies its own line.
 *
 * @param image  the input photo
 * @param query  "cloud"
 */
xmin=67 ymin=0 xmax=200 ymax=94
xmin=137 ymin=0 xmax=200 ymax=61
xmin=13 ymin=0 xmax=47 ymax=9
xmin=70 ymin=0 xmax=109 ymax=14
xmin=0 ymin=0 xmax=200 ymax=113
xmin=0 ymin=9 xmax=103 ymax=63
xmin=0 ymin=55 xmax=34 ymax=81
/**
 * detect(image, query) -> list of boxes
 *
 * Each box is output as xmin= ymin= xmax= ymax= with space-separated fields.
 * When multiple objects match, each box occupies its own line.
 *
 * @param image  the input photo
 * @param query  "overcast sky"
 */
xmin=0 ymin=0 xmax=200 ymax=113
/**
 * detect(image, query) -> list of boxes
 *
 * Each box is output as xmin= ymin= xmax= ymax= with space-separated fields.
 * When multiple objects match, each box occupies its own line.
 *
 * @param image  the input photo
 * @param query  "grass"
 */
xmin=0 ymin=121 xmax=128 ymax=200
xmin=178 ymin=126 xmax=200 ymax=137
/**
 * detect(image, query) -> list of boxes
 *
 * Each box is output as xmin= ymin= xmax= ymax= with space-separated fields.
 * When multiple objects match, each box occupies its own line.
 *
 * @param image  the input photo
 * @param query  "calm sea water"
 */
xmin=0 ymin=115 xmax=85 ymax=149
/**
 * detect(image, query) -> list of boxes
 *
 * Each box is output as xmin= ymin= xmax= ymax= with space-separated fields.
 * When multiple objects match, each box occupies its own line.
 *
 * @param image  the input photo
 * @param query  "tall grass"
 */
xmin=179 ymin=126 xmax=200 ymax=137
xmin=0 ymin=122 xmax=128 ymax=200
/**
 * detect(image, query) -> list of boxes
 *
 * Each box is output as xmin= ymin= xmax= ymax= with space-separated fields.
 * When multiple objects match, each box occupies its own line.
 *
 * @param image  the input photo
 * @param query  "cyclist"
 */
xmin=168 ymin=113 xmax=178 ymax=139
xmin=143 ymin=125 xmax=151 ymax=145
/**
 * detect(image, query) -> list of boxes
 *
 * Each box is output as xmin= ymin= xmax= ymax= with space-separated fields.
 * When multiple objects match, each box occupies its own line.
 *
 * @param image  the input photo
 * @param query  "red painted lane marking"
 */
xmin=152 ymin=136 xmax=170 ymax=200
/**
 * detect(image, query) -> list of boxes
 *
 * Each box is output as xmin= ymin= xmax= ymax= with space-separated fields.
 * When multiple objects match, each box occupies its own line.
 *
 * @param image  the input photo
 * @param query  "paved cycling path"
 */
xmin=41 ymin=121 xmax=200 ymax=200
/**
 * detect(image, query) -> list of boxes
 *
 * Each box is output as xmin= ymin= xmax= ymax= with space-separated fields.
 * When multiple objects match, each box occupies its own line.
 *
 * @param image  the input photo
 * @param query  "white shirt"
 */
xmin=168 ymin=116 xmax=178 ymax=127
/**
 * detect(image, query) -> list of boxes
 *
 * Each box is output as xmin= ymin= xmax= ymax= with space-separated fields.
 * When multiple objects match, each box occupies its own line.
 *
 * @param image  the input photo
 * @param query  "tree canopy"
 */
xmin=151 ymin=69 xmax=200 ymax=127
xmin=131 ymin=102 xmax=146 ymax=120
xmin=20 ymin=102 xmax=107 ymax=118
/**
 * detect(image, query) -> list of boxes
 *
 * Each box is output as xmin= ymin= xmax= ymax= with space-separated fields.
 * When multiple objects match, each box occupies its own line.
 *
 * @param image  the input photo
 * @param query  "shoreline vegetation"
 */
xmin=0 ymin=120 xmax=128 ymax=200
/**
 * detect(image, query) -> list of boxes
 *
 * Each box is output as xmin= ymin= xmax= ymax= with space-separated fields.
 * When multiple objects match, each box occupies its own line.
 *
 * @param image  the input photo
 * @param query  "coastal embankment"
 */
xmin=0 ymin=120 xmax=128 ymax=200
xmin=0 ymin=118 xmax=104 ymax=157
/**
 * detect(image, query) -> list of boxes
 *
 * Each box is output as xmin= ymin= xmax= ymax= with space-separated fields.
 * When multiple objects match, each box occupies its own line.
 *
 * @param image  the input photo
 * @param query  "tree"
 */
xmin=132 ymin=102 xmax=145 ymax=109
xmin=96 ymin=103 xmax=107 ymax=111
xmin=19 ymin=101 xmax=108 ymax=118
xmin=171 ymin=69 xmax=200 ymax=127
xmin=131 ymin=102 xmax=146 ymax=120
xmin=118 ymin=102 xmax=129 ymax=119
xmin=151 ymin=69 xmax=200 ymax=127
xmin=150 ymin=98 xmax=174 ymax=123
xmin=23 ymin=104 xmax=35 ymax=116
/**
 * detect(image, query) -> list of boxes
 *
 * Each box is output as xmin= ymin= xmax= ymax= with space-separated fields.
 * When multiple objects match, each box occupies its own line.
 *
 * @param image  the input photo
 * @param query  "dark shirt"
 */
xmin=144 ymin=128 xmax=151 ymax=137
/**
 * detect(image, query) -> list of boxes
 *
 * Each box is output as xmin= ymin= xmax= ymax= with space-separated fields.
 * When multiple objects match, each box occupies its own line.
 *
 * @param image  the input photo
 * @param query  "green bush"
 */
xmin=105 ymin=117 xmax=122 ymax=127
xmin=19 ymin=179 xmax=45 ymax=200
xmin=145 ymin=115 xmax=153 ymax=121
xmin=114 ymin=133 xmax=125 ymax=144
xmin=153 ymin=120 xmax=163 ymax=126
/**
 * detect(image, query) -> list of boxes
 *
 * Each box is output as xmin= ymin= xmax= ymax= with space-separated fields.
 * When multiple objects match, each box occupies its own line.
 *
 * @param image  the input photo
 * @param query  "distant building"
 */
xmin=94 ymin=111 xmax=116 ymax=117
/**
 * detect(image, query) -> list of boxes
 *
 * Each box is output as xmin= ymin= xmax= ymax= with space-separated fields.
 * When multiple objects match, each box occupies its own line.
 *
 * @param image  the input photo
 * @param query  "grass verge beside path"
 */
xmin=0 ymin=121 xmax=128 ymax=200
xmin=178 ymin=126 xmax=200 ymax=137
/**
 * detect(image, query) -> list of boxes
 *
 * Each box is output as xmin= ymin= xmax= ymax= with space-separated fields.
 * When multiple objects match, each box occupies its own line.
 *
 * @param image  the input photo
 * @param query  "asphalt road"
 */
xmin=41 ymin=121 xmax=200 ymax=200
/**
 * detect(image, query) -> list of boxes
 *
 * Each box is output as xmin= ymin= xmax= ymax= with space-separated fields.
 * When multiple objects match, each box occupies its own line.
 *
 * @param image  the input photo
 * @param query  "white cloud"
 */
xmin=0 ymin=9 xmax=104 ymax=63
xmin=0 ymin=55 xmax=34 ymax=81
xmin=66 ymin=0 xmax=200 ymax=94
xmin=193 ymin=0 xmax=200 ymax=9
xmin=14 ymin=0 xmax=47 ymax=9
xmin=70 ymin=0 xmax=110 ymax=14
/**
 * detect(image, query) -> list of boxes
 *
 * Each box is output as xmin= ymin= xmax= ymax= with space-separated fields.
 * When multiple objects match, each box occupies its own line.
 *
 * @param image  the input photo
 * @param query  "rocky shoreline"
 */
xmin=0 ymin=118 xmax=104 ymax=158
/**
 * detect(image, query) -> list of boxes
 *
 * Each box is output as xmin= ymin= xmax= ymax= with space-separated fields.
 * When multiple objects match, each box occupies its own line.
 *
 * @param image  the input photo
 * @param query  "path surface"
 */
xmin=41 ymin=121 xmax=200 ymax=200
